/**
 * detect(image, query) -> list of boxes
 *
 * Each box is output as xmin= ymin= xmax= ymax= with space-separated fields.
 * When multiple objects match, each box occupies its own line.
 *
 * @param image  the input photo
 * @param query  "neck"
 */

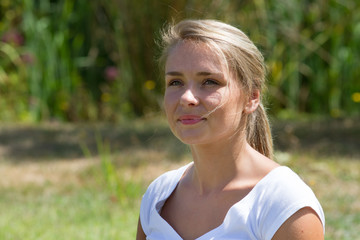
xmin=189 ymin=133 xmax=253 ymax=195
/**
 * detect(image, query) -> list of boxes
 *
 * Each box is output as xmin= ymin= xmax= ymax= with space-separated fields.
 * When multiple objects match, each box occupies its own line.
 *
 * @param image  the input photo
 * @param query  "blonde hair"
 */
xmin=159 ymin=19 xmax=273 ymax=159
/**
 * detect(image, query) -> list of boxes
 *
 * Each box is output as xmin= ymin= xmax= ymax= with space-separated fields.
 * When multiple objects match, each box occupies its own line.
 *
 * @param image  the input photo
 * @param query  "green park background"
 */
xmin=0 ymin=0 xmax=359 ymax=239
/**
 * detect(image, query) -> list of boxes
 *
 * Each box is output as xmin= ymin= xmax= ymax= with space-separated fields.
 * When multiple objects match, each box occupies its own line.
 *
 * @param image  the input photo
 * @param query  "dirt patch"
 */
xmin=0 ymin=158 xmax=97 ymax=188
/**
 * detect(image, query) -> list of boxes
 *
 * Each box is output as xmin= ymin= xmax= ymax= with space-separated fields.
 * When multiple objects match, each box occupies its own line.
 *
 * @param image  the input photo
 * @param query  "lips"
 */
xmin=178 ymin=115 xmax=206 ymax=125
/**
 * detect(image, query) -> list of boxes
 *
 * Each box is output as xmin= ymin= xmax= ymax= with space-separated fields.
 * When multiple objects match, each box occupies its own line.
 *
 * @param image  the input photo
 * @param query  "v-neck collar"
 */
xmin=152 ymin=163 xmax=285 ymax=240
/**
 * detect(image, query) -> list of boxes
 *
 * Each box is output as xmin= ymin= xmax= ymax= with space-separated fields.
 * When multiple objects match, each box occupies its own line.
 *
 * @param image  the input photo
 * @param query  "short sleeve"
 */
xmin=139 ymin=186 xmax=152 ymax=235
xmin=256 ymin=167 xmax=325 ymax=240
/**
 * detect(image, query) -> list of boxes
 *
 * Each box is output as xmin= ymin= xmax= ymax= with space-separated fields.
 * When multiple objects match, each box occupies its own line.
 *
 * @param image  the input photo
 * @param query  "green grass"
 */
xmin=0 ymin=118 xmax=359 ymax=239
xmin=0 ymin=166 xmax=142 ymax=240
xmin=278 ymin=154 xmax=360 ymax=240
xmin=0 ymin=171 xmax=143 ymax=240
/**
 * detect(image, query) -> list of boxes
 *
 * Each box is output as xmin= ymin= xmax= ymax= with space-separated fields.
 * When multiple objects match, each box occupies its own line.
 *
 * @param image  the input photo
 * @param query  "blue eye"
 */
xmin=203 ymin=79 xmax=218 ymax=85
xmin=168 ymin=79 xmax=183 ymax=86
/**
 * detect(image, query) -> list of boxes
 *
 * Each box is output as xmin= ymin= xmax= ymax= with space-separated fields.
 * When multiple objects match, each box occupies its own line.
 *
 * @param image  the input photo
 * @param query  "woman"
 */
xmin=137 ymin=19 xmax=325 ymax=240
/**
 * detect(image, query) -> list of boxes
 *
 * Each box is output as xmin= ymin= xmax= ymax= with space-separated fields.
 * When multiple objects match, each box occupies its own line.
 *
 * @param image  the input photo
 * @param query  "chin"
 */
xmin=174 ymin=133 xmax=210 ymax=145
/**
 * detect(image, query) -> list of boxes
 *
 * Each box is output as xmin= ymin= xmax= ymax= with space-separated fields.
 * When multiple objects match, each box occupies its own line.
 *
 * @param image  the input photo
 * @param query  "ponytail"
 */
xmin=246 ymin=103 xmax=273 ymax=159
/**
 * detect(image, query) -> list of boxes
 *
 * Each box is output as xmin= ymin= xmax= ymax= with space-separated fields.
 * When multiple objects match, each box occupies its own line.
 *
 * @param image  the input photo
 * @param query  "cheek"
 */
xmin=203 ymin=91 xmax=223 ymax=107
xmin=163 ymin=92 xmax=176 ymax=115
xmin=208 ymin=88 xmax=243 ymax=118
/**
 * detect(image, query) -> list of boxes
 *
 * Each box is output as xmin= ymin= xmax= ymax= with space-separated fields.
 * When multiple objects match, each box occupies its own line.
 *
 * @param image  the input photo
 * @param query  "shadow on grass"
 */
xmin=0 ymin=117 xmax=359 ymax=163
xmin=0 ymin=119 xmax=188 ymax=163
xmin=272 ymin=117 xmax=360 ymax=159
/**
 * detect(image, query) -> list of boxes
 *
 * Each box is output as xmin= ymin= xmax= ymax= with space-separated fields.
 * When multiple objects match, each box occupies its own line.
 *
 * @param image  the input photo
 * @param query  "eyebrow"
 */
xmin=165 ymin=71 xmax=222 ymax=76
xmin=165 ymin=71 xmax=183 ymax=76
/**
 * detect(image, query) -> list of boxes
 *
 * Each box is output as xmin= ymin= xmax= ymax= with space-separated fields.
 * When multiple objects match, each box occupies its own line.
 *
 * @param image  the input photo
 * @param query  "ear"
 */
xmin=244 ymin=90 xmax=260 ymax=114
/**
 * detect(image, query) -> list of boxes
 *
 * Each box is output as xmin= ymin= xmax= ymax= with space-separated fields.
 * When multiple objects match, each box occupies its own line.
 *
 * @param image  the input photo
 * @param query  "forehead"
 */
xmin=165 ymin=41 xmax=226 ymax=73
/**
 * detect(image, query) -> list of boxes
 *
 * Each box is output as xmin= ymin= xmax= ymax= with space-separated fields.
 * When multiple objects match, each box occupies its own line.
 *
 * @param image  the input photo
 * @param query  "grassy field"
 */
xmin=0 ymin=117 xmax=359 ymax=239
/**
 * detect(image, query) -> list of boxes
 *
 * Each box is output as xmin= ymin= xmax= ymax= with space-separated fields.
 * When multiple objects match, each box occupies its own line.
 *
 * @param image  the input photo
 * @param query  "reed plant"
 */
xmin=1 ymin=0 xmax=359 ymax=122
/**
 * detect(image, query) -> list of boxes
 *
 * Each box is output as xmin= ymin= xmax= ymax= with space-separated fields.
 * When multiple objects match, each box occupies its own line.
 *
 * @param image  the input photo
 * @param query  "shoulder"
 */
xmin=253 ymin=167 xmax=325 ymax=239
xmin=139 ymin=163 xmax=192 ymax=234
xmin=272 ymin=207 xmax=324 ymax=240
xmin=143 ymin=163 xmax=191 ymax=200
xmin=256 ymin=166 xmax=322 ymax=205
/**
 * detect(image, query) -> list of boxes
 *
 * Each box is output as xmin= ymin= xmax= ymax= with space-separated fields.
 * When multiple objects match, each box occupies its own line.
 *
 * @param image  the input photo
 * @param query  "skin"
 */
xmin=136 ymin=41 xmax=324 ymax=240
xmin=137 ymin=219 xmax=146 ymax=240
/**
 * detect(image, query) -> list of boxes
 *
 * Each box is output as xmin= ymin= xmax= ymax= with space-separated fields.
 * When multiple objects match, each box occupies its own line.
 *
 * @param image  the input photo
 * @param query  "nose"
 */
xmin=180 ymin=88 xmax=199 ymax=107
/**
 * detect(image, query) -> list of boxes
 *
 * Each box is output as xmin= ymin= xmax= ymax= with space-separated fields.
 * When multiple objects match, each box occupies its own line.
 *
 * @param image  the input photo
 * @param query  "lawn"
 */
xmin=0 ymin=117 xmax=359 ymax=239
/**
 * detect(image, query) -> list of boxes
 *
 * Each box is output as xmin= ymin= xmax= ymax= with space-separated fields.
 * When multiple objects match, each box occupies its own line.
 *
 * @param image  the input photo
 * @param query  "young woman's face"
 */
xmin=164 ymin=41 xmax=248 ymax=145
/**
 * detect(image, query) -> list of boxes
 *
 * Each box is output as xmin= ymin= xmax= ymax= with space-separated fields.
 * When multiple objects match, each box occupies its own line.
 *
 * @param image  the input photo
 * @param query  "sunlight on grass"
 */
xmin=274 ymin=151 xmax=360 ymax=240
xmin=0 ymin=119 xmax=359 ymax=239
xmin=0 ymin=159 xmax=144 ymax=239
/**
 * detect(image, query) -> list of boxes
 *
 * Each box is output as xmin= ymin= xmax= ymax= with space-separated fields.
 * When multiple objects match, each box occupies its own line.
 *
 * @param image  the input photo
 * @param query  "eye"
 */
xmin=203 ymin=78 xmax=219 ymax=85
xmin=167 ymin=79 xmax=183 ymax=87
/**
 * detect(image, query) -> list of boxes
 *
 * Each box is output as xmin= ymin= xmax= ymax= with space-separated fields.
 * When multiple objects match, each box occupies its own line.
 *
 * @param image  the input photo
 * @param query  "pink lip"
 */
xmin=178 ymin=115 xmax=206 ymax=125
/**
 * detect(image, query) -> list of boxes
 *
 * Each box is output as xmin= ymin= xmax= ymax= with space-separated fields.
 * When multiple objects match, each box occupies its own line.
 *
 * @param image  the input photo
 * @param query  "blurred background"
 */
xmin=0 ymin=0 xmax=359 ymax=239
xmin=1 ymin=0 xmax=360 ymax=122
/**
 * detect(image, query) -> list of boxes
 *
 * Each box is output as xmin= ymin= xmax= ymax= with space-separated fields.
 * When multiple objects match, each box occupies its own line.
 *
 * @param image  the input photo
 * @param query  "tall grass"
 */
xmin=81 ymin=133 xmax=143 ymax=206
xmin=1 ymin=0 xmax=359 ymax=122
xmin=21 ymin=0 xmax=94 ymax=121
xmin=0 ymin=41 xmax=28 ymax=121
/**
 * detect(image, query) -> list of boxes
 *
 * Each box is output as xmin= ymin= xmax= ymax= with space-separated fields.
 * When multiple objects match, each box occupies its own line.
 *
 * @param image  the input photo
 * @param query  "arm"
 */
xmin=272 ymin=207 xmax=324 ymax=240
xmin=136 ymin=217 xmax=146 ymax=240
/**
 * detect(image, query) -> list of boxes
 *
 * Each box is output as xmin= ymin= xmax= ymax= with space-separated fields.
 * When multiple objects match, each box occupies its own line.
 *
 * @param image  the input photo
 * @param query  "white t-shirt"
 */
xmin=140 ymin=163 xmax=325 ymax=240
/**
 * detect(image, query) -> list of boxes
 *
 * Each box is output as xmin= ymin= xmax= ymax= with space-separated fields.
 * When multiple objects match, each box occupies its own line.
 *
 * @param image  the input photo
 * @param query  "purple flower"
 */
xmin=104 ymin=66 xmax=118 ymax=81
xmin=21 ymin=52 xmax=35 ymax=65
xmin=1 ymin=30 xmax=24 ymax=46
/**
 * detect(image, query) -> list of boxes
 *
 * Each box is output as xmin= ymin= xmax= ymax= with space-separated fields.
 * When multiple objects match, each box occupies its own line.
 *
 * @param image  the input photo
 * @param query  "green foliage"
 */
xmin=0 ymin=0 xmax=28 ymax=121
xmin=0 ymin=0 xmax=359 ymax=122
xmin=257 ymin=0 xmax=360 ymax=117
